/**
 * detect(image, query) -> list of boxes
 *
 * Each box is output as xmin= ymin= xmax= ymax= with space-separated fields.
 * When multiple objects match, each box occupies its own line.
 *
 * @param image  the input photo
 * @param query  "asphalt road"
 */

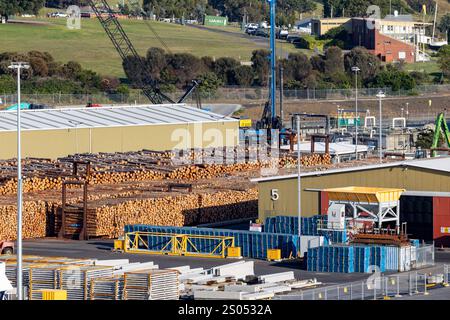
xmin=23 ymin=238 xmax=371 ymax=285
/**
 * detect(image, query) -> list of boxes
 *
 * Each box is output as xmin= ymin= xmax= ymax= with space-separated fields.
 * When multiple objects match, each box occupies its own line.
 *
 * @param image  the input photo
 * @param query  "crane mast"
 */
xmin=87 ymin=0 xmax=199 ymax=105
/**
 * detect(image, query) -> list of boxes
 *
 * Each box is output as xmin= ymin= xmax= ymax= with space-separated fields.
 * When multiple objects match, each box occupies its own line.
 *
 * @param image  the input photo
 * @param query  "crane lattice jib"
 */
xmin=88 ymin=0 xmax=175 ymax=104
xmin=431 ymin=113 xmax=450 ymax=157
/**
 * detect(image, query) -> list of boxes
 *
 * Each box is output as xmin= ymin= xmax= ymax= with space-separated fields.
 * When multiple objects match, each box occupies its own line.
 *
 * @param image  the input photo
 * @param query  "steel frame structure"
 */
xmin=329 ymin=199 xmax=400 ymax=232
xmin=124 ymin=231 xmax=235 ymax=258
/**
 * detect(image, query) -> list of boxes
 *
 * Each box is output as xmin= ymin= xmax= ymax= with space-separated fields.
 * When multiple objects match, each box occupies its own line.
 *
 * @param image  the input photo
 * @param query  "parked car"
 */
xmin=276 ymin=28 xmax=289 ymax=40
xmin=245 ymin=26 xmax=257 ymax=35
xmin=255 ymin=29 xmax=269 ymax=37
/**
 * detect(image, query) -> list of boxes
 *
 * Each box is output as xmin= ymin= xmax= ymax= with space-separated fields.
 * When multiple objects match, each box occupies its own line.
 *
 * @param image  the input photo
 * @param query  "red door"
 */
xmin=433 ymin=197 xmax=450 ymax=247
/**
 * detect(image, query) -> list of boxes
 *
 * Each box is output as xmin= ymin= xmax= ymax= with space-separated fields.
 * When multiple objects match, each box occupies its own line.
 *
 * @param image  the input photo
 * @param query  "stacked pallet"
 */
xmin=123 ymin=270 xmax=179 ymax=300
xmin=125 ymin=224 xmax=299 ymax=259
xmin=307 ymin=245 xmax=355 ymax=273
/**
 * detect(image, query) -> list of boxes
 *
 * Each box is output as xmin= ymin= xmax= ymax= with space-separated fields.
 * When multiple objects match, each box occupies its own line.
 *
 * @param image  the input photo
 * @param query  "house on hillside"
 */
xmin=352 ymin=17 xmax=431 ymax=63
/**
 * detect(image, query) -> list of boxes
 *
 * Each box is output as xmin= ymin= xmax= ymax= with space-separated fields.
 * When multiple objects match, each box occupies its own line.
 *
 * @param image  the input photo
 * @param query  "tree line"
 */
xmin=123 ymin=46 xmax=439 ymax=94
xmin=0 ymin=51 xmax=128 ymax=95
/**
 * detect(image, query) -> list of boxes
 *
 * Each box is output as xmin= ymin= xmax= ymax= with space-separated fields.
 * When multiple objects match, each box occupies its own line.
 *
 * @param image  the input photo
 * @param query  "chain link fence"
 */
xmin=1 ymin=84 xmax=450 ymax=107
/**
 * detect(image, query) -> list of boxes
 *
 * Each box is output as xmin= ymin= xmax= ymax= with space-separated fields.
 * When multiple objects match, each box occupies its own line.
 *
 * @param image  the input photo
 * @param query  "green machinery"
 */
xmin=431 ymin=113 xmax=450 ymax=157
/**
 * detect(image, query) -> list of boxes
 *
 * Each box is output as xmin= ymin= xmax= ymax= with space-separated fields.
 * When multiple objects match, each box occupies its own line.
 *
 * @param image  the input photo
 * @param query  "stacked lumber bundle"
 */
xmin=0 ymin=201 xmax=48 ymax=240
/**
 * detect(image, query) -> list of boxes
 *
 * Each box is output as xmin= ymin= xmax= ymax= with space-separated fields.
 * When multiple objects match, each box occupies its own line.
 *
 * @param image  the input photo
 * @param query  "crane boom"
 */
xmin=87 ymin=0 xmax=200 ymax=105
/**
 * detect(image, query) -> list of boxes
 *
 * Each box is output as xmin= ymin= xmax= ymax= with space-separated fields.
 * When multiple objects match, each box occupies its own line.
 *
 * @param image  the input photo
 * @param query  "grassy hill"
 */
xmin=0 ymin=17 xmax=269 ymax=77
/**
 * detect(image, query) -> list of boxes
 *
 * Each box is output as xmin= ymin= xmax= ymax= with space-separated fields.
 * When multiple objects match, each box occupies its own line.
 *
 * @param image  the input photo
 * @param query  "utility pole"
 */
xmin=296 ymin=115 xmax=302 ymax=257
xmin=351 ymin=66 xmax=360 ymax=160
xmin=8 ymin=62 xmax=30 ymax=301
xmin=376 ymin=91 xmax=386 ymax=162
xmin=279 ymin=65 xmax=284 ymax=128
xmin=268 ymin=0 xmax=277 ymax=126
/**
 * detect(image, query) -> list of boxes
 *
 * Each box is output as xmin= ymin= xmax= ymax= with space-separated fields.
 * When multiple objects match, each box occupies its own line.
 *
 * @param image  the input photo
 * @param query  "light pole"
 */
xmin=406 ymin=102 xmax=409 ymax=121
xmin=296 ymin=115 xmax=302 ymax=257
xmin=376 ymin=91 xmax=386 ymax=163
xmin=8 ymin=61 xmax=30 ymax=301
xmin=337 ymin=106 xmax=340 ymax=131
xmin=351 ymin=66 xmax=360 ymax=160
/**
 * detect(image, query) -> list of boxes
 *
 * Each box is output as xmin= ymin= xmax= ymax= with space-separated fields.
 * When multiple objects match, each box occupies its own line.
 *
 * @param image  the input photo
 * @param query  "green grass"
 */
xmin=0 ymin=18 xmax=268 ymax=77
xmin=404 ymin=60 xmax=440 ymax=74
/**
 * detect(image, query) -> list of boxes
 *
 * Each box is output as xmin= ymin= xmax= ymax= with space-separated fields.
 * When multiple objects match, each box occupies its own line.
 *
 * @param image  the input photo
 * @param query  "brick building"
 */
xmin=352 ymin=18 xmax=415 ymax=63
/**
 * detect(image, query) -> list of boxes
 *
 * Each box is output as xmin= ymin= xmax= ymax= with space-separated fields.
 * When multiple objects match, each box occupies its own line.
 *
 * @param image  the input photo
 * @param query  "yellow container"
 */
xmin=39 ymin=289 xmax=67 ymax=300
xmin=114 ymin=239 xmax=124 ymax=251
xmin=239 ymin=119 xmax=252 ymax=128
xmin=267 ymin=249 xmax=281 ymax=261
xmin=227 ymin=247 xmax=241 ymax=258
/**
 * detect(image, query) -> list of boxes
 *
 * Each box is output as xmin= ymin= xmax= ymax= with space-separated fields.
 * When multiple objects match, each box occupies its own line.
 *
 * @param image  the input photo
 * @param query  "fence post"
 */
xmin=423 ymin=274 xmax=429 ymax=296
xmin=350 ymin=283 xmax=353 ymax=300
xmin=444 ymin=265 xmax=449 ymax=287
xmin=409 ymin=272 xmax=412 ymax=296
xmin=373 ymin=279 xmax=377 ymax=300
xmin=415 ymin=271 xmax=418 ymax=294
xmin=395 ymin=275 xmax=401 ymax=298
xmin=337 ymin=286 xmax=340 ymax=300
xmin=361 ymin=281 xmax=364 ymax=300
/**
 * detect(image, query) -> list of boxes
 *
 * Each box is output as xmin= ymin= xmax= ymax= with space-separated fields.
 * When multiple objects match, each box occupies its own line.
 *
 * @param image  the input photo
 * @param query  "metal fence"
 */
xmin=1 ymin=84 xmax=449 ymax=106
xmin=276 ymin=245 xmax=441 ymax=300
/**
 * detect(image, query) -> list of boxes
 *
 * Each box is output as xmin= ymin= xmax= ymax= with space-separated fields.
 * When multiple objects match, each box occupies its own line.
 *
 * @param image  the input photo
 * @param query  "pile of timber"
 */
xmin=65 ymin=188 xmax=258 ymax=239
xmin=0 ymin=201 xmax=48 ymax=240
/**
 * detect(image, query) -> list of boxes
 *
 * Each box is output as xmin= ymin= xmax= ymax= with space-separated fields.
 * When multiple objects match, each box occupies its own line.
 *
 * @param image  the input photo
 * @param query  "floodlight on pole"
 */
xmin=351 ymin=66 xmax=360 ymax=160
xmin=376 ymin=91 xmax=386 ymax=162
xmin=8 ymin=61 xmax=30 ymax=301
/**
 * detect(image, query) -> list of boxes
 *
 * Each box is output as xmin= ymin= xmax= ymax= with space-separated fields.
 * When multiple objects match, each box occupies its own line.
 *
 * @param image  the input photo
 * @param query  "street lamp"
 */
xmin=8 ymin=61 xmax=30 ymax=301
xmin=351 ymin=66 xmax=360 ymax=160
xmin=296 ymin=115 xmax=302 ymax=257
xmin=376 ymin=91 xmax=386 ymax=163
xmin=406 ymin=102 xmax=409 ymax=121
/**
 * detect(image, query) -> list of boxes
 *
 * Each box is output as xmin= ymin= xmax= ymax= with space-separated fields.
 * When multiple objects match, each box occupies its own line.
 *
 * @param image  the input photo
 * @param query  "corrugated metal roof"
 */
xmin=406 ymin=157 xmax=450 ymax=173
xmin=251 ymin=157 xmax=450 ymax=183
xmin=281 ymin=142 xmax=368 ymax=155
xmin=0 ymin=104 xmax=237 ymax=132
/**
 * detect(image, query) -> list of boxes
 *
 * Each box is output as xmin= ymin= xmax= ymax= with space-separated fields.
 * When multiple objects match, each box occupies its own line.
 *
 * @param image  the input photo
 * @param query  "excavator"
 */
xmin=431 ymin=112 xmax=450 ymax=157
xmin=86 ymin=0 xmax=201 ymax=106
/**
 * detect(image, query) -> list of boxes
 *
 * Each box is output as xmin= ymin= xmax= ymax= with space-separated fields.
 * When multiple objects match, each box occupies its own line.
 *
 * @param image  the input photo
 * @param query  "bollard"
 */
xmin=337 ymin=287 xmax=340 ymax=300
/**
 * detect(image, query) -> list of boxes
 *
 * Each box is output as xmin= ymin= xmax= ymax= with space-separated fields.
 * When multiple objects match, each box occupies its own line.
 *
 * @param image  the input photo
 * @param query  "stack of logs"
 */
xmin=0 ymin=201 xmax=48 ymax=240
xmin=12 ymin=188 xmax=258 ymax=241
xmin=0 ymin=154 xmax=331 ymax=196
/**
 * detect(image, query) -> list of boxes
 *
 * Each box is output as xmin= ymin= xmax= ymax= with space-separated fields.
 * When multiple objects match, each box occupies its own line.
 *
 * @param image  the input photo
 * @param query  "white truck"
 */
xmin=0 ymin=262 xmax=13 ymax=300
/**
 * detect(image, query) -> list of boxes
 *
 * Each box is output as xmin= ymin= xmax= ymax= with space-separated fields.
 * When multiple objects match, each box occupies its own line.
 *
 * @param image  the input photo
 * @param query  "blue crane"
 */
xmin=256 ymin=0 xmax=282 ymax=130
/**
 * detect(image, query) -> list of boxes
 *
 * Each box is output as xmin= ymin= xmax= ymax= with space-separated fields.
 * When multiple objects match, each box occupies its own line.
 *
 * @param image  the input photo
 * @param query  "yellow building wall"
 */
xmin=257 ymin=167 xmax=450 ymax=221
xmin=0 ymin=121 xmax=238 ymax=159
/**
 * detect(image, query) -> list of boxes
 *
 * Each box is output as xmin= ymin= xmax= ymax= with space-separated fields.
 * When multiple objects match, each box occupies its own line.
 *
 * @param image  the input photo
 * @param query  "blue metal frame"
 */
xmin=268 ymin=0 xmax=277 ymax=124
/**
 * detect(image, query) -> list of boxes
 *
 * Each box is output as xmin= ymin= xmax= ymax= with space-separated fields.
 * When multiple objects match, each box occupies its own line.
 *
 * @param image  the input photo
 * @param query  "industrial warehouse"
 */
xmin=1 ymin=0 xmax=450 ymax=307
xmin=0 ymin=104 xmax=239 ymax=159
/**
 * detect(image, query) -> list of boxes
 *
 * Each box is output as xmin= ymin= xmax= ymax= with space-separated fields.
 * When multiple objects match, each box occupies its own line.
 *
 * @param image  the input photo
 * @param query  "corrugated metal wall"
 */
xmin=257 ymin=166 xmax=450 ymax=220
xmin=0 ymin=121 xmax=238 ymax=159
xmin=433 ymin=197 xmax=450 ymax=246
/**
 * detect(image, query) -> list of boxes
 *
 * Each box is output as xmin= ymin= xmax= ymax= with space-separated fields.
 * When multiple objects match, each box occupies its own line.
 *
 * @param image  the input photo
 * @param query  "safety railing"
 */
xmin=124 ymin=231 xmax=235 ymax=258
xmin=276 ymin=263 xmax=449 ymax=300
